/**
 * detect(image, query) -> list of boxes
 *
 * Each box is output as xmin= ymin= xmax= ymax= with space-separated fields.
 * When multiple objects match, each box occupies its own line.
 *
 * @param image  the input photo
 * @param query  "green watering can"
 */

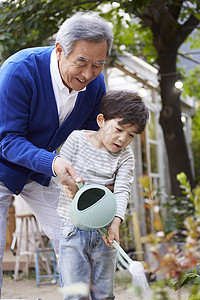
xmin=69 ymin=181 xmax=117 ymax=231
xmin=70 ymin=182 xmax=152 ymax=299
xmin=54 ymin=178 xmax=151 ymax=299
xmin=70 ymin=182 xmax=143 ymax=271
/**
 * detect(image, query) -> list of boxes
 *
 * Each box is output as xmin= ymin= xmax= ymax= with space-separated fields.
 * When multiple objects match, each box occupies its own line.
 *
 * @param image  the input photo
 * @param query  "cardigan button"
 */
xmin=48 ymin=146 xmax=52 ymax=151
xmin=16 ymin=189 xmax=20 ymax=195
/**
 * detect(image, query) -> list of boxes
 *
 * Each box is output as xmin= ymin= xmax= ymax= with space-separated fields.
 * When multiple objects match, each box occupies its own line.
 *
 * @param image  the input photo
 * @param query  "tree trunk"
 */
xmin=158 ymin=52 xmax=194 ymax=196
xmin=136 ymin=1 xmax=198 ymax=196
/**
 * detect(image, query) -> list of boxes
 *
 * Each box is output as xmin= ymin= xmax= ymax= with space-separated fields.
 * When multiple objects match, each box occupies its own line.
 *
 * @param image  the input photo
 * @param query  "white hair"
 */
xmin=56 ymin=11 xmax=113 ymax=57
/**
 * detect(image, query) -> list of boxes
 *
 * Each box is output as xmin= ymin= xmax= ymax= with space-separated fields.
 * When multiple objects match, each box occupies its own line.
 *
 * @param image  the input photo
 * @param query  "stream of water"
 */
xmin=129 ymin=261 xmax=152 ymax=300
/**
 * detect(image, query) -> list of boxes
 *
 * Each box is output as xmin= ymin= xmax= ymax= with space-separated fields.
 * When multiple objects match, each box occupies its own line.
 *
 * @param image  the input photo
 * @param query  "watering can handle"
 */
xmin=98 ymin=227 xmax=133 ymax=265
xmin=76 ymin=181 xmax=84 ymax=189
xmin=53 ymin=177 xmax=84 ymax=190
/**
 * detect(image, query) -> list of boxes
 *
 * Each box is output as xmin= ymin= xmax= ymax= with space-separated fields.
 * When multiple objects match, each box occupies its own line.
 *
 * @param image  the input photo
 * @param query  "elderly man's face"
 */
xmin=55 ymin=40 xmax=107 ymax=92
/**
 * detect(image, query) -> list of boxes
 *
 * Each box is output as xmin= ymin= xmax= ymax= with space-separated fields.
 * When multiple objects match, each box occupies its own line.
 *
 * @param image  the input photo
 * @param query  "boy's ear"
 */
xmin=97 ymin=114 xmax=105 ymax=128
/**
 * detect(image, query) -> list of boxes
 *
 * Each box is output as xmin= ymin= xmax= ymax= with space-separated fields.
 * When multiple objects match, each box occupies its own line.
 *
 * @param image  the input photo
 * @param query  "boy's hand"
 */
xmin=101 ymin=217 xmax=121 ymax=248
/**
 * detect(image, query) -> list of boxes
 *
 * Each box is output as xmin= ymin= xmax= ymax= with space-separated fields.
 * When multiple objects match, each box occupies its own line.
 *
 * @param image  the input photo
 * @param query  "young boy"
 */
xmin=56 ymin=90 xmax=149 ymax=299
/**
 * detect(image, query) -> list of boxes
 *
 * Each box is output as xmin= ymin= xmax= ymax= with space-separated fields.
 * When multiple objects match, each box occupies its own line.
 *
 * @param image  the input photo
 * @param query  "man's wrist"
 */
xmin=52 ymin=155 xmax=60 ymax=176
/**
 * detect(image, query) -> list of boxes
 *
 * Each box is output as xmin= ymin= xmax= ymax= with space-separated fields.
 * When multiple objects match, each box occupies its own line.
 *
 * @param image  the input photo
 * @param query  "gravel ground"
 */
xmin=1 ymin=270 xmax=135 ymax=300
xmin=1 ymin=270 xmax=190 ymax=300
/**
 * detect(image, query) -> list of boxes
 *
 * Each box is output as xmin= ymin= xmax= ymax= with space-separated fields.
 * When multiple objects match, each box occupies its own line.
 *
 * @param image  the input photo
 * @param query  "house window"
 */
xmin=149 ymin=143 xmax=158 ymax=174
xmin=141 ymin=109 xmax=162 ymax=233
xmin=147 ymin=111 xmax=160 ymax=178
xmin=140 ymin=110 xmax=160 ymax=177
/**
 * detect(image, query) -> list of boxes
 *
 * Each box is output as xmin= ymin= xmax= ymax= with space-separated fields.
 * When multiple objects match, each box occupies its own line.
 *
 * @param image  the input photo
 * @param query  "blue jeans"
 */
xmin=59 ymin=220 xmax=117 ymax=300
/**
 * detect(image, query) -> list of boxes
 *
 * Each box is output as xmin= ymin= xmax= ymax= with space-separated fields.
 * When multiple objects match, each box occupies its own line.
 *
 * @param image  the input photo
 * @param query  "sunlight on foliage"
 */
xmin=139 ymin=174 xmax=200 ymax=299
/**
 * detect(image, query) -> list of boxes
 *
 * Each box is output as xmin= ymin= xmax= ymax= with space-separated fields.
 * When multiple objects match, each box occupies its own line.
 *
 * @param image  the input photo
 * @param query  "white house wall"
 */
xmin=104 ymin=62 xmax=169 ymax=236
xmin=104 ymin=48 xmax=195 ymax=240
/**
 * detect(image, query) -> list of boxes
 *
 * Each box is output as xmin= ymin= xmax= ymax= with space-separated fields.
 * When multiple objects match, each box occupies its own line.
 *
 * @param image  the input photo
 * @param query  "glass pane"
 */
xmin=148 ymin=112 xmax=156 ymax=140
xmin=150 ymin=143 xmax=158 ymax=173
xmin=140 ymin=132 xmax=148 ymax=174
xmin=152 ymin=177 xmax=160 ymax=191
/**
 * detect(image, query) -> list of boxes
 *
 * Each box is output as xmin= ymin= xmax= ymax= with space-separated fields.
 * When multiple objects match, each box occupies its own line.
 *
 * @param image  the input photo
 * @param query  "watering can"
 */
xmin=54 ymin=178 xmax=151 ymax=299
xmin=70 ymin=182 xmax=145 ymax=274
xmin=53 ymin=177 xmax=116 ymax=230
xmin=70 ymin=182 xmax=152 ymax=299
xmin=69 ymin=181 xmax=117 ymax=230
xmin=69 ymin=182 xmax=135 ymax=265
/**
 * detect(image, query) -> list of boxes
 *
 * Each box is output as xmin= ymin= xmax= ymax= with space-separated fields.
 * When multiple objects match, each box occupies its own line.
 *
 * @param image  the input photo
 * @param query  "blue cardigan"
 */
xmin=0 ymin=46 xmax=106 ymax=194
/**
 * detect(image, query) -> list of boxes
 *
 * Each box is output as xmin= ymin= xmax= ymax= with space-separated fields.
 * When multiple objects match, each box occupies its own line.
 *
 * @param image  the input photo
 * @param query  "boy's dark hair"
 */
xmin=100 ymin=90 xmax=149 ymax=134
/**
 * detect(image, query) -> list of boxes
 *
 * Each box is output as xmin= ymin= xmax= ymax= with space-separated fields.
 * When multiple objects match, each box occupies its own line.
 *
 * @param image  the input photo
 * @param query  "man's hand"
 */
xmin=63 ymin=185 xmax=78 ymax=199
xmin=53 ymin=156 xmax=83 ymax=198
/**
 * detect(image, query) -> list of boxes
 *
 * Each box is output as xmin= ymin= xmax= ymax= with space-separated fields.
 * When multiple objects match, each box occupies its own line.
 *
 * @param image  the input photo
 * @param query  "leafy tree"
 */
xmin=100 ymin=0 xmax=200 ymax=196
xmin=182 ymin=66 xmax=200 ymax=100
xmin=0 ymin=0 xmax=85 ymax=60
xmin=1 ymin=0 xmax=200 ymax=196
xmin=191 ymin=108 xmax=200 ymax=185
xmin=182 ymin=66 xmax=200 ymax=185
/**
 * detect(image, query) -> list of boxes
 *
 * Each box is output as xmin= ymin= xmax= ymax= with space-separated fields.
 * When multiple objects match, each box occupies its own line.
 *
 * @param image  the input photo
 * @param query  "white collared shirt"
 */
xmin=50 ymin=49 xmax=86 ymax=175
xmin=50 ymin=49 xmax=86 ymax=126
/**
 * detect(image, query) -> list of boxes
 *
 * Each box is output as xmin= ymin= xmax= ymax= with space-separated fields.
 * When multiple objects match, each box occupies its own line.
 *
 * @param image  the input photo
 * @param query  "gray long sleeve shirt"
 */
xmin=57 ymin=130 xmax=135 ymax=222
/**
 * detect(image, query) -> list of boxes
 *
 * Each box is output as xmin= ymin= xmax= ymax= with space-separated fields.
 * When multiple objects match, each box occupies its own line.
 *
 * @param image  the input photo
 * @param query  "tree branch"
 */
xmin=168 ymin=0 xmax=184 ymax=20
xmin=71 ymin=0 xmax=105 ymax=6
xmin=177 ymin=14 xmax=200 ymax=47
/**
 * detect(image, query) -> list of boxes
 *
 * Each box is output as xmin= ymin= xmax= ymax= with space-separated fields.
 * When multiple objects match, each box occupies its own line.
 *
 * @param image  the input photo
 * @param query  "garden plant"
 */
xmin=139 ymin=173 xmax=200 ymax=299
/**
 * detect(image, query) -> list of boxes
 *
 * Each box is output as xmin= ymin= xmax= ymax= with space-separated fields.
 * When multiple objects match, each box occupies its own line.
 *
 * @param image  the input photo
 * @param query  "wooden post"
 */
xmin=5 ymin=202 xmax=16 ymax=250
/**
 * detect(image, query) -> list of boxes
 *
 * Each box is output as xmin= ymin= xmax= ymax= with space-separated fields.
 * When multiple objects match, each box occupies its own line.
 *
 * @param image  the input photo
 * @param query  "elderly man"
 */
xmin=0 ymin=11 xmax=113 ymax=297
